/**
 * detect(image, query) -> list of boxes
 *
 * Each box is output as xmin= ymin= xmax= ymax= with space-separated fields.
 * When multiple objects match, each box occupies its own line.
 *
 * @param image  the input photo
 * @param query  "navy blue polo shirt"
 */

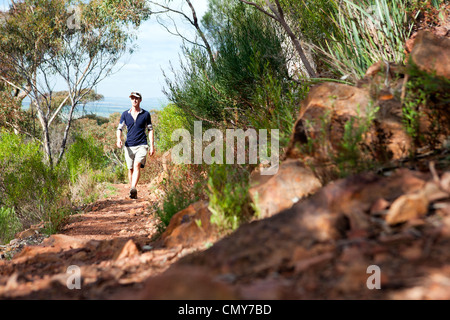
xmin=117 ymin=108 xmax=153 ymax=147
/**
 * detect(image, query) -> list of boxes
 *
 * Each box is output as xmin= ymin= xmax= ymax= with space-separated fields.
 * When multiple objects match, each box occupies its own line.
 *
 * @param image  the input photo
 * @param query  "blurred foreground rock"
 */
xmin=135 ymin=167 xmax=450 ymax=300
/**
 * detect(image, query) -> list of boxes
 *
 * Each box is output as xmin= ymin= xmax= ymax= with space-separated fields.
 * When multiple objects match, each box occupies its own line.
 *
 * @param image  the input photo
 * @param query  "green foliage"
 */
xmin=279 ymin=0 xmax=341 ymax=49
xmin=0 ymin=130 xmax=72 ymax=237
xmin=71 ymin=113 xmax=127 ymax=184
xmin=207 ymin=164 xmax=252 ymax=232
xmin=335 ymin=103 xmax=379 ymax=176
xmin=402 ymin=84 xmax=425 ymax=144
xmin=155 ymin=103 xmax=190 ymax=152
xmin=163 ymin=44 xmax=226 ymax=128
xmin=89 ymin=0 xmax=151 ymax=27
xmin=64 ymin=134 xmax=108 ymax=183
xmin=412 ymin=0 xmax=446 ymax=10
xmin=202 ymin=0 xmax=237 ymax=46
xmin=315 ymin=0 xmax=415 ymax=82
xmin=212 ymin=2 xmax=288 ymax=103
xmin=154 ymin=180 xmax=195 ymax=234
xmin=0 ymin=207 xmax=22 ymax=244
xmin=165 ymin=2 xmax=292 ymax=131
xmin=153 ymin=164 xmax=206 ymax=234
xmin=0 ymin=0 xmax=68 ymax=68
xmin=61 ymin=128 xmax=128 ymax=206
xmin=246 ymin=60 xmax=308 ymax=148
xmin=402 ymin=63 xmax=450 ymax=150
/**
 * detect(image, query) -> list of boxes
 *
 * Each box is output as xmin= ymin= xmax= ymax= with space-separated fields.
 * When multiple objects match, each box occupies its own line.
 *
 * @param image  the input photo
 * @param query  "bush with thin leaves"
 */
xmin=164 ymin=2 xmax=292 ymax=132
xmin=314 ymin=0 xmax=416 ymax=82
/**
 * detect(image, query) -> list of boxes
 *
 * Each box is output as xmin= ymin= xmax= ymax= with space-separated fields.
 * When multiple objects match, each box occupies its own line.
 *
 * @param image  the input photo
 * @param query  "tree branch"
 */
xmin=239 ymin=0 xmax=317 ymax=78
xmin=238 ymin=0 xmax=278 ymax=20
xmin=150 ymin=0 xmax=215 ymax=65
xmin=0 ymin=76 xmax=24 ymax=93
xmin=157 ymin=15 xmax=207 ymax=50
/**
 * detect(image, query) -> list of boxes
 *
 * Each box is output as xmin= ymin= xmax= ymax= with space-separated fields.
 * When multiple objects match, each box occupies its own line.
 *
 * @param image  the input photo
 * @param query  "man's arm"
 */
xmin=116 ymin=129 xmax=123 ymax=148
xmin=148 ymin=126 xmax=154 ymax=156
xmin=117 ymin=115 xmax=125 ymax=148
xmin=147 ymin=113 xmax=154 ymax=156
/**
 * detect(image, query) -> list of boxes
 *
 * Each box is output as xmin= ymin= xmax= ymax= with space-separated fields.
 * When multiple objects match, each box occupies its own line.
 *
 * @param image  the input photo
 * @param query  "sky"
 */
xmin=0 ymin=0 xmax=210 ymax=101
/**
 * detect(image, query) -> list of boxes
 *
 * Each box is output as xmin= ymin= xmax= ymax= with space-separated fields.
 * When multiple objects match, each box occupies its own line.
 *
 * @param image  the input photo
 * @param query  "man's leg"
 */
xmin=129 ymin=146 xmax=148 ymax=199
xmin=128 ymin=168 xmax=134 ymax=189
xmin=131 ymin=162 xmax=141 ymax=189
xmin=129 ymin=165 xmax=139 ymax=199
xmin=125 ymin=147 xmax=138 ymax=198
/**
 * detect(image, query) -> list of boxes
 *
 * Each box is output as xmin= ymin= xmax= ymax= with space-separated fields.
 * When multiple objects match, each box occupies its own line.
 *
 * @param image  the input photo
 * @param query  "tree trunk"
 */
xmin=36 ymin=105 xmax=53 ymax=167
xmin=266 ymin=0 xmax=316 ymax=78
xmin=279 ymin=19 xmax=316 ymax=78
xmin=56 ymin=102 xmax=76 ymax=166
xmin=185 ymin=0 xmax=215 ymax=65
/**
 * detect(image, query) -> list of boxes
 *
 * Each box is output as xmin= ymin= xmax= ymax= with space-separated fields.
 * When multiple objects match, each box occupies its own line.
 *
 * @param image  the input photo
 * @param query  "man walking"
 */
xmin=116 ymin=91 xmax=154 ymax=199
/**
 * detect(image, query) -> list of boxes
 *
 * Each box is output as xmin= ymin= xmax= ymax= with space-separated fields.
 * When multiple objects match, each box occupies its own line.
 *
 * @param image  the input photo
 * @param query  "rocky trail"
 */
xmin=1 ymin=153 xmax=450 ymax=301
xmin=0 ymin=184 xmax=211 ymax=299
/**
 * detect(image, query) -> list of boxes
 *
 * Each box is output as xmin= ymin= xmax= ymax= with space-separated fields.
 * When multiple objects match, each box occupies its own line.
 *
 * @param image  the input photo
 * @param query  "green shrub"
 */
xmin=402 ymin=63 xmax=450 ymax=151
xmin=0 ymin=207 xmax=22 ymax=244
xmin=41 ymin=205 xmax=72 ymax=236
xmin=335 ymin=103 xmax=379 ymax=176
xmin=71 ymin=113 xmax=127 ymax=184
xmin=247 ymin=60 xmax=308 ymax=149
xmin=207 ymin=164 xmax=253 ymax=232
xmin=154 ymin=180 xmax=194 ymax=233
xmin=0 ymin=130 xmax=72 ymax=233
xmin=153 ymin=164 xmax=207 ymax=234
xmin=63 ymin=134 xmax=108 ymax=184
xmin=155 ymin=103 xmax=189 ymax=152
xmin=61 ymin=133 xmax=125 ymax=206
xmin=165 ymin=1 xmax=291 ymax=131
xmin=315 ymin=0 xmax=415 ymax=82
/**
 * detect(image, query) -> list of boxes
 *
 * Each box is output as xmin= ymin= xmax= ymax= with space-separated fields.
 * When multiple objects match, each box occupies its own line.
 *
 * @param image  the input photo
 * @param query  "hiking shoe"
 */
xmin=129 ymin=187 xmax=137 ymax=199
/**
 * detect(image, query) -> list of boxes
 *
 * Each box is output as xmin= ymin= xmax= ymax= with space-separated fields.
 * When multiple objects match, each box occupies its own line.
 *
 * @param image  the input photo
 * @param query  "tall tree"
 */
xmin=0 ymin=0 xmax=150 ymax=167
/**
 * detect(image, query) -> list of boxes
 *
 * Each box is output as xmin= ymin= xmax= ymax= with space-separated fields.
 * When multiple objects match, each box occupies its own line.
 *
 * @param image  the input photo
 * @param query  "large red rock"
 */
xmin=249 ymin=159 xmax=322 ymax=218
xmin=286 ymin=82 xmax=370 ymax=160
xmin=410 ymin=31 xmax=450 ymax=79
xmin=161 ymin=201 xmax=217 ymax=248
xmin=138 ymin=266 xmax=237 ymax=299
xmin=160 ymin=169 xmax=430 ymax=279
xmin=286 ymin=82 xmax=412 ymax=178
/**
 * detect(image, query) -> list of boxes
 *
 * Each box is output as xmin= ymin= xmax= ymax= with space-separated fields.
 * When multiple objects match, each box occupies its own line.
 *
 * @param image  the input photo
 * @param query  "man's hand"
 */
xmin=149 ymin=144 xmax=155 ymax=156
xmin=116 ymin=140 xmax=123 ymax=148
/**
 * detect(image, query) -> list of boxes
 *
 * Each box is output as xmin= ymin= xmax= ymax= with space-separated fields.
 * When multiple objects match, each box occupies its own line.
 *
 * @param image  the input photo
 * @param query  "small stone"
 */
xmin=142 ymin=245 xmax=153 ymax=251
xmin=385 ymin=192 xmax=429 ymax=225
xmin=115 ymin=240 xmax=140 ymax=260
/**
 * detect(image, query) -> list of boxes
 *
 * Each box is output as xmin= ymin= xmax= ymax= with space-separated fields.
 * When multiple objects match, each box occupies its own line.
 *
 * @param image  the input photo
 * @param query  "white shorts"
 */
xmin=124 ymin=145 xmax=148 ymax=169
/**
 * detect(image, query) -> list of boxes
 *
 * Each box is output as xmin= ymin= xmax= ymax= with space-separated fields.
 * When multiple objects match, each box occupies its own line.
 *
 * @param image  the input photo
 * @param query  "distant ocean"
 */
xmin=22 ymin=96 xmax=169 ymax=118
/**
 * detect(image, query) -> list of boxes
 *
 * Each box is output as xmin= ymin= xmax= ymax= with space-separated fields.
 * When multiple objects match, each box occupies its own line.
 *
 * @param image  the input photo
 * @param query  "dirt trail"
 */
xmin=63 ymin=184 xmax=157 ymax=243
xmin=0 ymin=184 xmax=206 ymax=299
